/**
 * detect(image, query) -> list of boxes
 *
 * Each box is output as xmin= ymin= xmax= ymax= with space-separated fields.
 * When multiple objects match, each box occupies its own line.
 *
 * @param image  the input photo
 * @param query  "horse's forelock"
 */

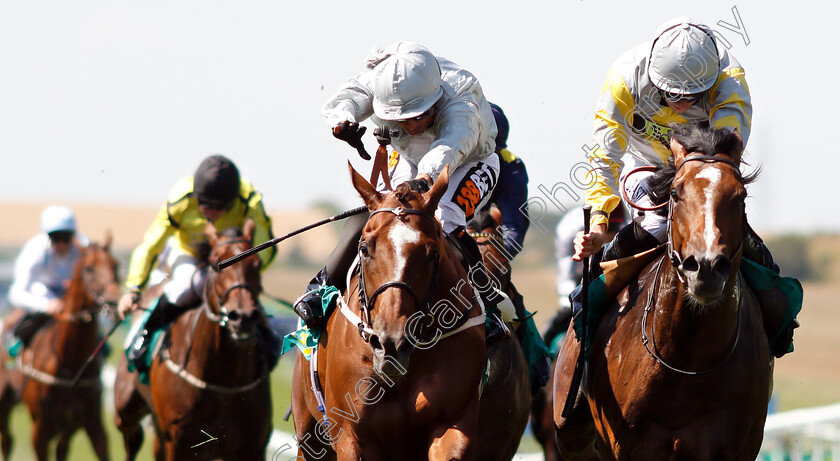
xmin=393 ymin=183 xmax=420 ymax=204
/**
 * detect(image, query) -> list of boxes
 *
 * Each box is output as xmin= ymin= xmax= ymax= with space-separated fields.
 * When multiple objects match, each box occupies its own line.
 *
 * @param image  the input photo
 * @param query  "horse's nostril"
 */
xmin=711 ymin=255 xmax=732 ymax=278
xmin=370 ymin=335 xmax=383 ymax=351
xmin=227 ymin=310 xmax=241 ymax=321
xmin=681 ymin=255 xmax=699 ymax=273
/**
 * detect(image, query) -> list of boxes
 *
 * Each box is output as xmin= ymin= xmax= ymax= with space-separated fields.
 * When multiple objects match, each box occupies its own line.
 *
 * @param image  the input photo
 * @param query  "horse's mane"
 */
xmin=393 ymin=182 xmax=423 ymax=206
xmin=649 ymin=124 xmax=760 ymax=207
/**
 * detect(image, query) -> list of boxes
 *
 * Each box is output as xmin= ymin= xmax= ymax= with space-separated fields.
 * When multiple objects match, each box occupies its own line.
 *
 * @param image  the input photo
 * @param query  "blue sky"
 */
xmin=1 ymin=0 xmax=835 ymax=234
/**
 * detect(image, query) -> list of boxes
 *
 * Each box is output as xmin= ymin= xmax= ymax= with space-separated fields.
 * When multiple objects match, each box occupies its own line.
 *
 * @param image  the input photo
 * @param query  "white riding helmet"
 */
xmin=648 ymin=18 xmax=720 ymax=95
xmin=372 ymin=42 xmax=443 ymax=121
xmin=41 ymin=205 xmax=77 ymax=234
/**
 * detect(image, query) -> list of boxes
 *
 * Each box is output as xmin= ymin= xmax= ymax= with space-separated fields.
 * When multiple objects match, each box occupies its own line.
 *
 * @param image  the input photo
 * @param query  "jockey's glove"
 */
xmin=333 ymin=121 xmax=367 ymax=153
xmin=404 ymin=178 xmax=430 ymax=193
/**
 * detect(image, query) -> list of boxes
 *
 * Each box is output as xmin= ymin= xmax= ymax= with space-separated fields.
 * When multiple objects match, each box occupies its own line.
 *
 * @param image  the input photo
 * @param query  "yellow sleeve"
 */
xmin=586 ymin=67 xmax=634 ymax=227
xmin=125 ymin=203 xmax=176 ymax=290
xmin=708 ymin=67 xmax=753 ymax=143
xmin=245 ymin=189 xmax=276 ymax=271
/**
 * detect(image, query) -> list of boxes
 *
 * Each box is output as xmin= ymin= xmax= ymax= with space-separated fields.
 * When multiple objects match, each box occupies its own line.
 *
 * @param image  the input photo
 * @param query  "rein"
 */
xmin=641 ymin=257 xmax=743 ymax=375
xmin=203 ymin=236 xmax=263 ymax=330
xmin=158 ymin=234 xmax=269 ymax=392
xmin=354 ymin=207 xmax=441 ymax=343
xmin=626 ymin=154 xmax=746 ymax=375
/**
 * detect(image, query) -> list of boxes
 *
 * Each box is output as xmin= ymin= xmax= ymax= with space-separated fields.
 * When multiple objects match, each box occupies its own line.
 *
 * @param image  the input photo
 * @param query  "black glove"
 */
xmin=333 ymin=121 xmax=367 ymax=149
xmin=404 ymin=178 xmax=430 ymax=193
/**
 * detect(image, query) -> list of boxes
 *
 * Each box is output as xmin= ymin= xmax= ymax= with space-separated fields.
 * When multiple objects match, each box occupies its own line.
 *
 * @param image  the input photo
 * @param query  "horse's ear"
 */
xmin=242 ymin=218 xmax=255 ymax=243
xmin=205 ymin=221 xmax=219 ymax=247
xmin=103 ymin=229 xmax=113 ymax=252
xmin=423 ymin=165 xmax=450 ymax=213
xmin=669 ymin=136 xmax=689 ymax=165
xmin=349 ymin=161 xmax=382 ymax=210
xmin=718 ymin=129 xmax=744 ymax=163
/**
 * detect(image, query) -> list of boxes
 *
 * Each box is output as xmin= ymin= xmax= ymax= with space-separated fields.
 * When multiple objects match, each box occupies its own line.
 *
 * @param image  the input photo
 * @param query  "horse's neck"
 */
xmin=183 ymin=310 xmax=261 ymax=384
xmin=54 ymin=271 xmax=97 ymax=356
xmin=649 ymin=259 xmax=740 ymax=358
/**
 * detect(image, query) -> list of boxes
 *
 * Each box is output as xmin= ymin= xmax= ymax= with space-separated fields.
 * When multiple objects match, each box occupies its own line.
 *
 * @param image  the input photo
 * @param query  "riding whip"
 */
xmin=561 ymin=204 xmax=591 ymax=418
xmin=71 ymin=318 xmax=122 ymax=387
xmin=216 ymin=206 xmax=368 ymax=271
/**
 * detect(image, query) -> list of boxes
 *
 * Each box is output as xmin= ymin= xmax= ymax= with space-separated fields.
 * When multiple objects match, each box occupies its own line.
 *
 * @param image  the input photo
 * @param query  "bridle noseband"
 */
xmin=355 ymin=207 xmax=441 ymax=342
xmin=204 ymin=237 xmax=262 ymax=330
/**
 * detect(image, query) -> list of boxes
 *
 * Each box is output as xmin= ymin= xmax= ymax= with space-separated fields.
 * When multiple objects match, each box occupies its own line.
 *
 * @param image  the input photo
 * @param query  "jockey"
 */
xmin=5 ymin=206 xmax=90 ymax=353
xmin=294 ymin=41 xmax=509 ymax=342
xmin=485 ymin=102 xmax=530 ymax=259
xmin=117 ymin=155 xmax=277 ymax=372
xmin=573 ymin=17 xmax=796 ymax=357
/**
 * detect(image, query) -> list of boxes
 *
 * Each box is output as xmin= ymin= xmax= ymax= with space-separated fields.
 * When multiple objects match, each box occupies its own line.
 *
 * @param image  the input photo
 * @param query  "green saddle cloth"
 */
xmin=281 ymin=285 xmax=340 ymax=361
xmin=574 ymin=257 xmax=803 ymax=359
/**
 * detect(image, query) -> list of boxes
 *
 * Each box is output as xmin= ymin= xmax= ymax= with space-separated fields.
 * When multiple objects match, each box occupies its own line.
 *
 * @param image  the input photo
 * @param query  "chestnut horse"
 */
xmin=291 ymin=165 xmax=487 ymax=460
xmin=553 ymin=126 xmax=771 ymax=460
xmin=0 ymin=234 xmax=121 ymax=461
xmin=113 ymin=220 xmax=272 ymax=460
xmin=466 ymin=208 xmax=531 ymax=461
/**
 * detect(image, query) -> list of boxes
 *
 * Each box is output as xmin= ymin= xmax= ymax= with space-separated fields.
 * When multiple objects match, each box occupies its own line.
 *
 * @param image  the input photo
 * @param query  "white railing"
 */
xmin=760 ymin=403 xmax=840 ymax=461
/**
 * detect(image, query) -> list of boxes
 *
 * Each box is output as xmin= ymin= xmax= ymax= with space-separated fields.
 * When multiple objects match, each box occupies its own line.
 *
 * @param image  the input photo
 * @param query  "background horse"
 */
xmin=553 ymin=126 xmax=771 ymax=460
xmin=291 ymin=165 xmax=487 ymax=460
xmin=114 ymin=220 xmax=273 ymax=460
xmin=466 ymin=208 xmax=531 ymax=461
xmin=0 ymin=233 xmax=120 ymax=461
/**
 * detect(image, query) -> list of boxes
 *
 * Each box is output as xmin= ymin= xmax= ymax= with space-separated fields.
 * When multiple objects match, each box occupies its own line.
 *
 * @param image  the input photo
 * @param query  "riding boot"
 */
xmin=126 ymin=295 xmax=178 ymax=374
xmin=293 ymin=267 xmax=330 ymax=329
xmin=294 ymin=211 xmax=369 ymax=329
xmin=742 ymin=224 xmax=798 ymax=358
xmin=448 ymin=228 xmax=510 ymax=345
xmin=743 ymin=224 xmax=780 ymax=274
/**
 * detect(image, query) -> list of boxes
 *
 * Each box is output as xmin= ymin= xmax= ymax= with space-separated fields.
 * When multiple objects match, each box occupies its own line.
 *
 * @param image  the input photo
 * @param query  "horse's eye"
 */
xmin=670 ymin=189 xmax=680 ymax=201
xmin=359 ymin=242 xmax=370 ymax=258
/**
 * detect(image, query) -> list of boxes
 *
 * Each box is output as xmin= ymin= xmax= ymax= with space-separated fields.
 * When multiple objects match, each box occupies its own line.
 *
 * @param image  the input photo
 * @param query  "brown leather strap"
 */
xmin=369 ymin=145 xmax=393 ymax=191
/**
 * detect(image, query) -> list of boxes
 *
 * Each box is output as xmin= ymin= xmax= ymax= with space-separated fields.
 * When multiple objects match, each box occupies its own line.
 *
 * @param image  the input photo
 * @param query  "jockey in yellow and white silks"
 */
xmin=584 ymin=17 xmax=751 ymax=245
xmin=117 ymin=155 xmax=277 ymax=374
xmin=573 ymin=18 xmax=799 ymax=359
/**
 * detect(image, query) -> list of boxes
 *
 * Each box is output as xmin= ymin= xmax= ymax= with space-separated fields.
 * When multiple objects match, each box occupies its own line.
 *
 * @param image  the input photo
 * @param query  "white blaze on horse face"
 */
xmin=388 ymin=223 xmax=422 ymax=279
xmin=696 ymin=167 xmax=722 ymax=252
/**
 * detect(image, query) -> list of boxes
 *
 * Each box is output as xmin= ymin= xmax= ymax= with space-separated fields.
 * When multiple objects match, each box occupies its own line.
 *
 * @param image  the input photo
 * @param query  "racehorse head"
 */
xmin=661 ymin=125 xmax=757 ymax=305
xmin=72 ymin=231 xmax=121 ymax=315
xmin=205 ymin=220 xmax=264 ymax=343
xmin=349 ymin=163 xmax=452 ymax=375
